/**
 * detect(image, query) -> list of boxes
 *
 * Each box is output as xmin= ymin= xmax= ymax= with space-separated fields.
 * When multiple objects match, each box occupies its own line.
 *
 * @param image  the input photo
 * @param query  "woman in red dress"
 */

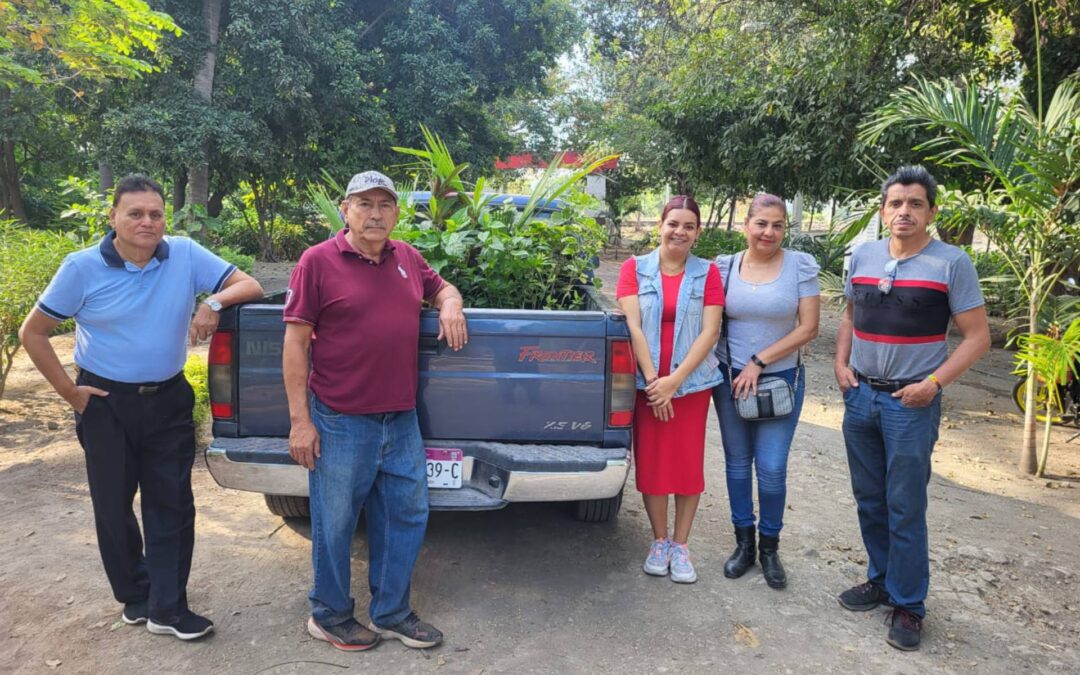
xmin=616 ymin=196 xmax=724 ymax=583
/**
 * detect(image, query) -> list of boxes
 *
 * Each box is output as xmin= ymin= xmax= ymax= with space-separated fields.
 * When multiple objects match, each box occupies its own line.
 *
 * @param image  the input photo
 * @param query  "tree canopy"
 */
xmin=578 ymin=0 xmax=1067 ymax=205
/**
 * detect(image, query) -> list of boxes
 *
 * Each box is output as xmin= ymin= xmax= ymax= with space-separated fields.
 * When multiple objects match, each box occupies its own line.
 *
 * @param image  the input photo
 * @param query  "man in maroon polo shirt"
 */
xmin=283 ymin=170 xmax=466 ymax=652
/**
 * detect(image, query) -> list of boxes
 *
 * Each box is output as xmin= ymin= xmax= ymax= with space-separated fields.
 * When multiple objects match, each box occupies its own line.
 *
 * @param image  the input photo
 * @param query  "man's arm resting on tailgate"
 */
xmin=431 ymin=283 xmax=467 ymax=351
xmin=283 ymin=321 xmax=319 ymax=470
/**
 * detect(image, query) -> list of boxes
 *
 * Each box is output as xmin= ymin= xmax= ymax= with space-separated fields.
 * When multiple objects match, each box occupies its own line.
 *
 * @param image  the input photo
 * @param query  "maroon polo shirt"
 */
xmin=283 ymin=229 xmax=446 ymax=414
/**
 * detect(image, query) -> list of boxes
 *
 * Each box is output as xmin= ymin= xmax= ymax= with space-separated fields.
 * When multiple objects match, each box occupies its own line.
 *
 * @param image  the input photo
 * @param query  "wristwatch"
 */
xmin=750 ymin=354 xmax=767 ymax=368
xmin=202 ymin=298 xmax=223 ymax=312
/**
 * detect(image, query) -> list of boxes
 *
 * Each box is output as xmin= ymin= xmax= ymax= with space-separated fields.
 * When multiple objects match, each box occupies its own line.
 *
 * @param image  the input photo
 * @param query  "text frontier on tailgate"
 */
xmin=208 ymin=330 xmax=636 ymax=428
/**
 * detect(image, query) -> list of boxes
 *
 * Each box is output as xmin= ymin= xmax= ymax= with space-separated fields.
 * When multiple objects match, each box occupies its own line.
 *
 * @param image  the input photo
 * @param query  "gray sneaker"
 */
xmin=307 ymin=617 xmax=379 ymax=652
xmin=669 ymin=542 xmax=698 ymax=584
xmin=369 ymin=612 xmax=443 ymax=649
xmin=642 ymin=538 xmax=671 ymax=576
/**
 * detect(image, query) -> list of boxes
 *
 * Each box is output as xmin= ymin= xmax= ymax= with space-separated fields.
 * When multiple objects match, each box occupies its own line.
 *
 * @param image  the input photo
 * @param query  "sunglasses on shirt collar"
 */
xmin=878 ymin=259 xmax=899 ymax=294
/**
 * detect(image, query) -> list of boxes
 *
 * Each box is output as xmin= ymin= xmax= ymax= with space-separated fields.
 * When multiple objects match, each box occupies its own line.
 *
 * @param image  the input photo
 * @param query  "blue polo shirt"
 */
xmin=36 ymin=231 xmax=236 ymax=383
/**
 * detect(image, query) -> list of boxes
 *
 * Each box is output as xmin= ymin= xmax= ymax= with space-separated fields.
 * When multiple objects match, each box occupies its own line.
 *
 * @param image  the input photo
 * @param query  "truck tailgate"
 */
xmin=418 ymin=309 xmax=608 ymax=443
xmin=230 ymin=306 xmax=611 ymax=443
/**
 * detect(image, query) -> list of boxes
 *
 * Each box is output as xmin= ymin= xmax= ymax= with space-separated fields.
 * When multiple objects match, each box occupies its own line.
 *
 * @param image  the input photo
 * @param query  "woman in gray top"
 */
xmin=713 ymin=193 xmax=820 ymax=590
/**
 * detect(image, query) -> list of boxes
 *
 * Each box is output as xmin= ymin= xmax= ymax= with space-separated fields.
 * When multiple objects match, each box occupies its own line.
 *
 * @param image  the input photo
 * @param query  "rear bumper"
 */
xmin=205 ymin=437 xmax=629 ymax=510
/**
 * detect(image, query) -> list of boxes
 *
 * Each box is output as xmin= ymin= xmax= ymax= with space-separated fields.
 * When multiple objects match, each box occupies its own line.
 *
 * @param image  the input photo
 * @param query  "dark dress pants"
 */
xmin=74 ymin=369 xmax=197 ymax=624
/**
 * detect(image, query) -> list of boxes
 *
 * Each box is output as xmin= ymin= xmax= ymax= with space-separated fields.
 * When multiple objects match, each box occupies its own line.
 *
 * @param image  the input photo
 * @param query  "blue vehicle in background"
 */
xmin=204 ymin=193 xmax=632 ymax=522
xmin=406 ymin=191 xmax=569 ymax=217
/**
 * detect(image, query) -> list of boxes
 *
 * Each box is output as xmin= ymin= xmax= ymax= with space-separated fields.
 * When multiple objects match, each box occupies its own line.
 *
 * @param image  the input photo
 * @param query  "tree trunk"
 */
xmin=726 ymin=196 xmax=737 ymax=230
xmin=207 ymin=190 xmax=225 ymax=217
xmin=173 ymin=169 xmax=188 ymax=212
xmin=790 ymin=192 xmax=804 ymax=233
xmin=705 ymin=188 xmax=722 ymax=229
xmin=98 ymin=161 xmax=114 ymax=194
xmin=1019 ymin=298 xmax=1039 ymax=474
xmin=187 ymin=0 xmax=224 ymax=237
xmin=251 ymin=179 xmax=276 ymax=262
xmin=0 ymin=140 xmax=29 ymax=223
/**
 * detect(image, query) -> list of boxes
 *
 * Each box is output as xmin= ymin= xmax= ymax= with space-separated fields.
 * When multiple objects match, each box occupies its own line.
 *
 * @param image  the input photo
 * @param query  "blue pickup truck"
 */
xmin=203 ymin=282 xmax=636 ymax=522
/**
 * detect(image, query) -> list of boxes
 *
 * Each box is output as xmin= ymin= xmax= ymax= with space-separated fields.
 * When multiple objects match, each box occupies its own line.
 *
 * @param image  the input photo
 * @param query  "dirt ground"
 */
xmin=1 ymin=258 xmax=1078 ymax=674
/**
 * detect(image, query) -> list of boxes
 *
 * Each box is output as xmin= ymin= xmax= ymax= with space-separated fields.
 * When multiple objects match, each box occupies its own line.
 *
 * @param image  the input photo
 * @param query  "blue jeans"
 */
xmin=308 ymin=396 xmax=429 ymax=628
xmin=712 ymin=366 xmax=804 ymax=537
xmin=842 ymin=383 xmax=941 ymax=618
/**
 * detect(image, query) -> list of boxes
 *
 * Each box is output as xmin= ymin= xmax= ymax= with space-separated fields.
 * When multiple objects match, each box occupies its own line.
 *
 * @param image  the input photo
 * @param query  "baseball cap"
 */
xmin=344 ymin=171 xmax=398 ymax=200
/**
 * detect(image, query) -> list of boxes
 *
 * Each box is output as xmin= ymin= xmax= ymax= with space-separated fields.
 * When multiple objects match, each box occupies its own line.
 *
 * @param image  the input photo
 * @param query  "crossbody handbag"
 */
xmin=722 ymin=253 xmax=800 ymax=421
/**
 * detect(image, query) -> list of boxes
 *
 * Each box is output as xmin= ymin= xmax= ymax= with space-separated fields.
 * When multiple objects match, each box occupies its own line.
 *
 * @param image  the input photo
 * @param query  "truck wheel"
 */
xmin=264 ymin=494 xmax=310 ymax=519
xmin=574 ymin=490 xmax=623 ymax=523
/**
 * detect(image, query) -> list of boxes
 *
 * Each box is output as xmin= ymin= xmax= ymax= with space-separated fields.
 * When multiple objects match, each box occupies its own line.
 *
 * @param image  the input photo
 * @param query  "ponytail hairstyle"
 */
xmin=746 ymin=193 xmax=786 ymax=220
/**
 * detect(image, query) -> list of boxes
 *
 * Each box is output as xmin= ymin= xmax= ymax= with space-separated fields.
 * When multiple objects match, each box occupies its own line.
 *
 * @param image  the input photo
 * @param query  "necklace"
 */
xmin=740 ymin=250 xmax=781 ymax=292
xmin=660 ymin=259 xmax=686 ymax=275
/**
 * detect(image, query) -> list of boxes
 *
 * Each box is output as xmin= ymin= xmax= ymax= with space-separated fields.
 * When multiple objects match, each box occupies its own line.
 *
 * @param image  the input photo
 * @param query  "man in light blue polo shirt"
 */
xmin=19 ymin=174 xmax=264 ymax=641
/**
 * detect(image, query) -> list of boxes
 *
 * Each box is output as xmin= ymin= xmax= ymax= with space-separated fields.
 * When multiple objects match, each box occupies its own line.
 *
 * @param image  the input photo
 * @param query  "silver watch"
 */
xmin=202 ymin=298 xmax=223 ymax=312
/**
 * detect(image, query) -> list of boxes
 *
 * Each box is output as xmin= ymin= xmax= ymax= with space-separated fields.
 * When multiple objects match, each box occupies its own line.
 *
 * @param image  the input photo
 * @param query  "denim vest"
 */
xmin=634 ymin=248 xmax=723 ymax=396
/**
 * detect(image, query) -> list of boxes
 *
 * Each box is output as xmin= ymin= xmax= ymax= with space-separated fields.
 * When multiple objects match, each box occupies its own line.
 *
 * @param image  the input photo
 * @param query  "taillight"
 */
xmin=609 ymin=339 xmax=635 ymax=427
xmin=208 ymin=331 xmax=234 ymax=419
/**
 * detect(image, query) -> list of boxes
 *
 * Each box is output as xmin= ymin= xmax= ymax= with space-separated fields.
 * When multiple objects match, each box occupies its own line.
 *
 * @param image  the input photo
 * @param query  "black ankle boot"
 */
xmin=723 ymin=526 xmax=756 ymax=578
xmin=758 ymin=534 xmax=787 ymax=589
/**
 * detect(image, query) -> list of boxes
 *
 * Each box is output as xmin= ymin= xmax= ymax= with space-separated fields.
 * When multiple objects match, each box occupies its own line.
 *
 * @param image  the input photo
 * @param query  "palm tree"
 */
xmin=1013 ymin=319 xmax=1080 ymax=477
xmin=859 ymin=72 xmax=1080 ymax=474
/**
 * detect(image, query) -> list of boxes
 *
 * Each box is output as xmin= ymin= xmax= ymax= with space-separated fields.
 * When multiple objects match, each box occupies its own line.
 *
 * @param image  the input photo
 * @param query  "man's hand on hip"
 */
xmin=289 ymin=419 xmax=321 ymax=471
xmin=66 ymin=385 xmax=109 ymax=414
xmin=835 ymin=364 xmax=859 ymax=392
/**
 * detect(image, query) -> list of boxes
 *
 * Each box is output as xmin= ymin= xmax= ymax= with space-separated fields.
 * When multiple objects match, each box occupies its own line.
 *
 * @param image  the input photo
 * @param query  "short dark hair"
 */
xmin=112 ymin=174 xmax=165 ymax=207
xmin=881 ymin=165 xmax=937 ymax=208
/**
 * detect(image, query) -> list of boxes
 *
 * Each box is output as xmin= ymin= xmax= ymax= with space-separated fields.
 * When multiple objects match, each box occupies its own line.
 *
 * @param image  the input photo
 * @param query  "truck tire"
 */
xmin=264 ymin=494 xmax=310 ymax=519
xmin=574 ymin=490 xmax=623 ymax=523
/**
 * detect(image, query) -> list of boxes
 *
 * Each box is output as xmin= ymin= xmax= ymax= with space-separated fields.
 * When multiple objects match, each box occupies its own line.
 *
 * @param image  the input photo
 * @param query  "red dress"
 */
xmin=617 ymin=258 xmax=724 ymax=495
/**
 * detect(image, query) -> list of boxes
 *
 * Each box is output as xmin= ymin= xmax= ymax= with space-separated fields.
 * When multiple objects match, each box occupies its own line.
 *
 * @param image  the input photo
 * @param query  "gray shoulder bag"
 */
xmin=722 ymin=253 xmax=800 ymax=421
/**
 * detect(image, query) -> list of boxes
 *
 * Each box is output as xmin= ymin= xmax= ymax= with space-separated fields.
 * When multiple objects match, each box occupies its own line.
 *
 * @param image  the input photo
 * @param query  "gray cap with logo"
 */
xmin=344 ymin=171 xmax=398 ymax=200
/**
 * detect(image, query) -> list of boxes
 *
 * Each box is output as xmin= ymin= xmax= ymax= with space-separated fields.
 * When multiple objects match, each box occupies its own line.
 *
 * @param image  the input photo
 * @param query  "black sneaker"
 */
xmin=307 ymin=617 xmax=379 ymax=652
xmin=121 ymin=600 xmax=148 ymax=625
xmin=885 ymin=608 xmax=923 ymax=651
xmin=838 ymin=581 xmax=891 ymax=611
xmin=146 ymin=610 xmax=215 ymax=640
xmin=369 ymin=612 xmax=443 ymax=649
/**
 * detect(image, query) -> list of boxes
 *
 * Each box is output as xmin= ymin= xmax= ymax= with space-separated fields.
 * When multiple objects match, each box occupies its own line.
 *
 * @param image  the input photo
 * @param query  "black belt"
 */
xmin=853 ymin=370 xmax=921 ymax=393
xmin=77 ymin=368 xmax=185 ymax=395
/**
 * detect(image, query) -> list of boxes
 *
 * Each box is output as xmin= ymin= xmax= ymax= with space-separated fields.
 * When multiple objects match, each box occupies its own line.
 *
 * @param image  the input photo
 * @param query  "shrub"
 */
xmin=629 ymin=227 xmax=745 ymax=260
xmin=184 ymin=353 xmax=210 ymax=428
xmin=0 ymin=222 xmax=80 ymax=400
xmin=396 ymin=192 xmax=607 ymax=309
xmin=324 ymin=126 xmax=616 ymax=310
xmin=695 ymin=228 xmax=747 ymax=259
xmin=213 ymin=214 xmax=323 ymax=261
xmin=57 ymin=176 xmax=113 ymax=242
xmin=963 ymin=246 xmax=1025 ymax=319
xmin=788 ymin=232 xmax=848 ymax=276
xmin=211 ymin=245 xmax=255 ymax=274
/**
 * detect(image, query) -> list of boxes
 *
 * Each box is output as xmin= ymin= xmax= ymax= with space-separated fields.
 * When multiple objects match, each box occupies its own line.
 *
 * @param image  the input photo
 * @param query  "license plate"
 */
xmin=425 ymin=448 xmax=463 ymax=489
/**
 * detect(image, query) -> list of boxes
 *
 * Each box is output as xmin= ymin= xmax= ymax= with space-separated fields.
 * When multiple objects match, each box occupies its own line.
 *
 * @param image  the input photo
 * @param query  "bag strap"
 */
xmin=722 ymin=254 xmax=737 ymax=386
